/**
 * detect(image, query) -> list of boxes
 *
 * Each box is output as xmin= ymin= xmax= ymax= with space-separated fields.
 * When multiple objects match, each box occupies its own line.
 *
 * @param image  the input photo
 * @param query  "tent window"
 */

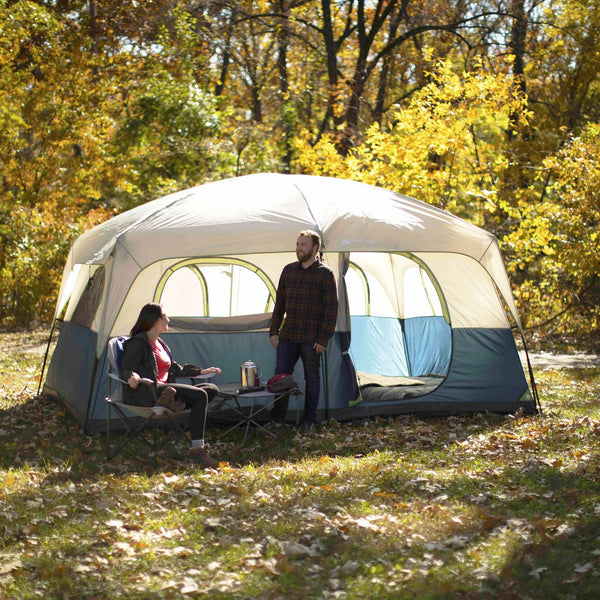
xmin=157 ymin=259 xmax=275 ymax=317
xmin=346 ymin=262 xmax=396 ymax=317
xmin=159 ymin=266 xmax=208 ymax=316
xmin=346 ymin=263 xmax=369 ymax=315
xmin=366 ymin=272 xmax=397 ymax=317
xmin=403 ymin=267 xmax=443 ymax=318
xmin=71 ymin=267 xmax=105 ymax=327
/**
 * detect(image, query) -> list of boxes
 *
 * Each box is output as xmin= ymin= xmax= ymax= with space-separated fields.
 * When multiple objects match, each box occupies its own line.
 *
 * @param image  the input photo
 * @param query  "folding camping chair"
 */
xmin=104 ymin=337 xmax=191 ymax=462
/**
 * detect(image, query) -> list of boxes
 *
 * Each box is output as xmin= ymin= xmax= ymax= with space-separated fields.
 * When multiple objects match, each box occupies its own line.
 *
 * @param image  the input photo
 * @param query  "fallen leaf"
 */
xmin=228 ymin=485 xmax=248 ymax=496
xmin=204 ymin=517 xmax=222 ymax=529
xmin=0 ymin=558 xmax=23 ymax=575
xmin=339 ymin=560 xmax=360 ymax=574
xmin=574 ymin=562 xmax=594 ymax=574
xmin=530 ymin=567 xmax=547 ymax=579
xmin=106 ymin=519 xmax=124 ymax=529
xmin=260 ymin=555 xmax=293 ymax=575
xmin=181 ymin=578 xmax=200 ymax=594
xmin=113 ymin=542 xmax=134 ymax=555
xmin=282 ymin=542 xmax=319 ymax=557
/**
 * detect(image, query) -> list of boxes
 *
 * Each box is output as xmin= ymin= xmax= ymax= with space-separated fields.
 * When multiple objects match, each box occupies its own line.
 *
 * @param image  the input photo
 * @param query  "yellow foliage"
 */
xmin=293 ymin=134 xmax=351 ymax=178
xmin=295 ymin=57 xmax=528 ymax=226
xmin=504 ymin=122 xmax=600 ymax=329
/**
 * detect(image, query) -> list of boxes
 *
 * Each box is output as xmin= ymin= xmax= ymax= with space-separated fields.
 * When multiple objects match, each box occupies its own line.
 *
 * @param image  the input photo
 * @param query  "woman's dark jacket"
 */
xmin=119 ymin=331 xmax=188 ymax=406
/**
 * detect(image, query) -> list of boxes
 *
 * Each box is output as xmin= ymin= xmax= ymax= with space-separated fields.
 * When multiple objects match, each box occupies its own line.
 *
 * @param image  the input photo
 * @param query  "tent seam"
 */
xmin=289 ymin=178 xmax=325 ymax=248
xmin=478 ymin=237 xmax=495 ymax=264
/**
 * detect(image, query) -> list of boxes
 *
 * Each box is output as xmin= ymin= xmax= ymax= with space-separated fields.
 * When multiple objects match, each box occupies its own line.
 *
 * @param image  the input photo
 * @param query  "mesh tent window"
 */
xmin=153 ymin=258 xmax=276 ymax=317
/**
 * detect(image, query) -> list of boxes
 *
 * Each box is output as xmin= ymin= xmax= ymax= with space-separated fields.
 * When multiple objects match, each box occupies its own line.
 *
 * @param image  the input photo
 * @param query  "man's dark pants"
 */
xmin=271 ymin=337 xmax=321 ymax=423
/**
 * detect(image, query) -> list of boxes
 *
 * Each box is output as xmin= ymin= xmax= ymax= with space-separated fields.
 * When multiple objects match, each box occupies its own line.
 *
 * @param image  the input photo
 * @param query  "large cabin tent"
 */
xmin=42 ymin=174 xmax=538 ymax=433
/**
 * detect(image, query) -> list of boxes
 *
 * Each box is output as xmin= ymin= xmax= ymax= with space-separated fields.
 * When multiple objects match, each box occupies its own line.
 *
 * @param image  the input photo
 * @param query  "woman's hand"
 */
xmin=202 ymin=366 xmax=222 ymax=376
xmin=127 ymin=372 xmax=141 ymax=389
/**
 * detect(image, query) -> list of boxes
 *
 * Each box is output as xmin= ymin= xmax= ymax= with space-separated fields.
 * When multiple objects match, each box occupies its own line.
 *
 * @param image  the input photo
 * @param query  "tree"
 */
xmin=0 ymin=1 xmax=115 ymax=323
xmin=294 ymin=57 xmax=529 ymax=221
xmin=504 ymin=123 xmax=600 ymax=334
xmin=0 ymin=1 xmax=227 ymax=322
xmin=2 ymin=0 xmax=600 ymax=337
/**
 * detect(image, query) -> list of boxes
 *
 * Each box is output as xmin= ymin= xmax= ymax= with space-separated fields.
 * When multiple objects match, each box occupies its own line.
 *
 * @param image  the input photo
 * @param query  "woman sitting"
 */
xmin=120 ymin=303 xmax=221 ymax=469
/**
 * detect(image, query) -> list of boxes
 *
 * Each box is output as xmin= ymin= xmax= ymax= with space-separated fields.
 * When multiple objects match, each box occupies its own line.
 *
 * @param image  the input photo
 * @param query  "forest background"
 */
xmin=1 ymin=0 xmax=599 ymax=350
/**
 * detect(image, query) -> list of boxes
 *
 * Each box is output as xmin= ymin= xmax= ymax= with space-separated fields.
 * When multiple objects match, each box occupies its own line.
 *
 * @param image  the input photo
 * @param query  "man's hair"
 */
xmin=298 ymin=229 xmax=321 ymax=250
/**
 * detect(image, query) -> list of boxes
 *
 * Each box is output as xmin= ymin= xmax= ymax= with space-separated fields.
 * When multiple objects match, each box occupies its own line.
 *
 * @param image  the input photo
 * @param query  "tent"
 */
xmin=42 ymin=173 xmax=538 ymax=433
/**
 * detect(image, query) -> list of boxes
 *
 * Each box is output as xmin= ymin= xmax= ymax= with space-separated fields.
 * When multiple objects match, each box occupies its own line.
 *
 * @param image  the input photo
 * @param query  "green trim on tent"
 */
xmin=153 ymin=257 xmax=277 ymax=316
xmin=348 ymin=261 xmax=371 ymax=315
xmin=398 ymin=251 xmax=451 ymax=324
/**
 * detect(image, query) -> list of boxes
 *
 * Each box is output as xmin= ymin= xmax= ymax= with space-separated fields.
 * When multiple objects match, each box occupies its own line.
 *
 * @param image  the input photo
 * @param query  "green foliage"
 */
xmin=113 ymin=74 xmax=221 ymax=204
xmin=0 ymin=2 xmax=228 ymax=323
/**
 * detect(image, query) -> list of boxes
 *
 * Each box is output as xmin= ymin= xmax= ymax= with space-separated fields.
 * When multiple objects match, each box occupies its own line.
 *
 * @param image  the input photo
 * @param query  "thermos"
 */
xmin=241 ymin=360 xmax=260 ymax=387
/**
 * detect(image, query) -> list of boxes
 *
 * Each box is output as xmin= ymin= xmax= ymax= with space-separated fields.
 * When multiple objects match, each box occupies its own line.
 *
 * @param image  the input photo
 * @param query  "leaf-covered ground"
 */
xmin=1 ymin=329 xmax=600 ymax=599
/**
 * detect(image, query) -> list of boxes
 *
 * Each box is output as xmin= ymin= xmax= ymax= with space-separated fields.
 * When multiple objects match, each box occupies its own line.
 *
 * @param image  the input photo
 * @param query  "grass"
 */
xmin=1 ymin=329 xmax=600 ymax=599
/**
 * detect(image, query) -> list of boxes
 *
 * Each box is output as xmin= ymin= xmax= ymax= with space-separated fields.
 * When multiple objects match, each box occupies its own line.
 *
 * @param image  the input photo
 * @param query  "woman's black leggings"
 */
xmin=158 ymin=382 xmax=219 ymax=440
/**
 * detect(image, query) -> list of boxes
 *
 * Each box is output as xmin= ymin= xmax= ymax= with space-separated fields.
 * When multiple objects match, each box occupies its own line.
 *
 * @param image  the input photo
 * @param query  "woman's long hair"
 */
xmin=130 ymin=303 xmax=163 ymax=337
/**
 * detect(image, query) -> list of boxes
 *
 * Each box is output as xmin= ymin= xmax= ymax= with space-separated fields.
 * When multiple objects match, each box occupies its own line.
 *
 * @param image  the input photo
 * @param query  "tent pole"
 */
xmin=518 ymin=329 xmax=542 ymax=415
xmin=37 ymin=318 xmax=61 ymax=395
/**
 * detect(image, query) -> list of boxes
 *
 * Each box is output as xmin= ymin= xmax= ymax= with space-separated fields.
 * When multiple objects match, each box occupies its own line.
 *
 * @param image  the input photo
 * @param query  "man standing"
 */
xmin=269 ymin=230 xmax=338 ymax=430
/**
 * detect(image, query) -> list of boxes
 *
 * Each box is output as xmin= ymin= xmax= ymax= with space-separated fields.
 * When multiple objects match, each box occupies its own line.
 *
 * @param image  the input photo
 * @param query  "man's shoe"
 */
xmin=299 ymin=420 xmax=315 ymax=433
xmin=189 ymin=447 xmax=218 ymax=469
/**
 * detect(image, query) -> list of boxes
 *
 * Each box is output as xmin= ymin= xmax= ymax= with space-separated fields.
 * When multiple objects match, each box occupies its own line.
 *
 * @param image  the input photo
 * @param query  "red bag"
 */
xmin=267 ymin=373 xmax=298 ymax=393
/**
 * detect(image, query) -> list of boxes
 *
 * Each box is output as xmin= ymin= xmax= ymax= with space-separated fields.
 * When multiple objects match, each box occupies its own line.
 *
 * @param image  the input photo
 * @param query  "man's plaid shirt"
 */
xmin=269 ymin=259 xmax=338 ymax=347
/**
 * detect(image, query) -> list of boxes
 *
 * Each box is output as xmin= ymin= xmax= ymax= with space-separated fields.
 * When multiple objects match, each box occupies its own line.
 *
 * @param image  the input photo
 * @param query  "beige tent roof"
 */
xmin=56 ymin=173 xmax=520 ymax=351
xmin=68 ymin=173 xmax=496 ymax=264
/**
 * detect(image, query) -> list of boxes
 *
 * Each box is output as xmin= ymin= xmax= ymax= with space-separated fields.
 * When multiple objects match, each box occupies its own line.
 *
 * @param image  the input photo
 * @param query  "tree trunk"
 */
xmin=215 ymin=6 xmax=238 ymax=97
xmin=373 ymin=5 xmax=403 ymax=123
xmin=87 ymin=0 xmax=98 ymax=54
xmin=340 ymin=59 xmax=367 ymax=155
xmin=277 ymin=0 xmax=292 ymax=172
xmin=509 ymin=0 xmax=527 ymax=137
xmin=318 ymin=0 xmax=340 ymax=138
xmin=252 ymin=87 xmax=263 ymax=123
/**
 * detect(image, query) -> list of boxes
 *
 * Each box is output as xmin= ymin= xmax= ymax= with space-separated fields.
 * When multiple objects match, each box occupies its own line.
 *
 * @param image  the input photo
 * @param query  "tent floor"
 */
xmin=357 ymin=372 xmax=445 ymax=403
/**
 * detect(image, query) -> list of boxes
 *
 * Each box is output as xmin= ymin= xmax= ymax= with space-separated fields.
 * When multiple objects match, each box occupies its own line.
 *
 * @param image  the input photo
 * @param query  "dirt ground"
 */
xmin=520 ymin=351 xmax=600 ymax=370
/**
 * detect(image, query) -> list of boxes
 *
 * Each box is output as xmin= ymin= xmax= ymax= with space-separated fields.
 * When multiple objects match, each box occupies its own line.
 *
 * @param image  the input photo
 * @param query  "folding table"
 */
xmin=214 ymin=383 xmax=286 ymax=444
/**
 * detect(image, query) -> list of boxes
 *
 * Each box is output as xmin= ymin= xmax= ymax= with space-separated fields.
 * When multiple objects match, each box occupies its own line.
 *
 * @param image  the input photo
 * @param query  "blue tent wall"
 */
xmin=84 ymin=329 xmax=279 ymax=432
xmin=429 ymin=328 xmax=530 ymax=406
xmin=161 ymin=330 xmax=347 ymax=417
xmin=349 ymin=316 xmax=409 ymax=376
xmin=82 ymin=330 xmax=348 ymax=431
xmin=403 ymin=316 xmax=452 ymax=376
xmin=44 ymin=321 xmax=98 ymax=429
xmin=343 ymin=326 xmax=532 ymax=418
xmin=162 ymin=330 xmax=277 ymax=387
xmin=47 ymin=319 xmax=533 ymax=435
xmin=349 ymin=315 xmax=451 ymax=377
